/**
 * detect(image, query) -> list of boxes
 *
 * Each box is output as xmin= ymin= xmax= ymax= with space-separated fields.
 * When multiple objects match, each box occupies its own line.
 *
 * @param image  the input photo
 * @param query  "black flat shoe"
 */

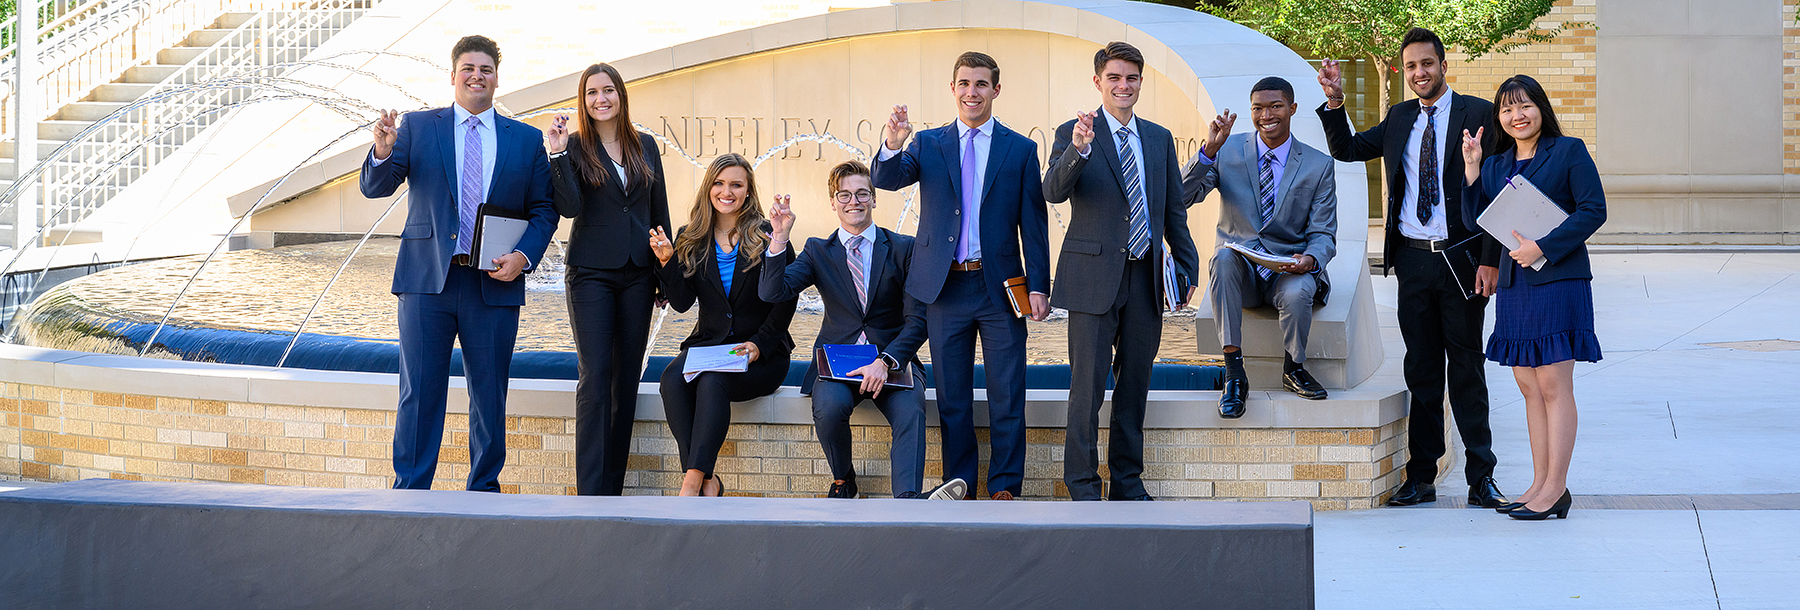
xmin=1494 ymin=501 xmax=1527 ymax=514
xmin=1282 ymin=367 xmax=1328 ymax=400
xmin=1509 ymin=490 xmax=1572 ymax=520
xmin=827 ymin=478 xmax=858 ymax=499
xmin=1468 ymin=476 xmax=1508 ymax=508
xmin=1387 ymin=480 xmax=1436 ymax=506
xmin=1219 ymin=375 xmax=1248 ymax=419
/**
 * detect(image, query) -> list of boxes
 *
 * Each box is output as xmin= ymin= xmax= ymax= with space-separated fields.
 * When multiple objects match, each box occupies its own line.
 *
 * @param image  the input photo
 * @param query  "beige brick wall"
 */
xmin=2 ymin=382 xmax=1406 ymax=510
xmin=1442 ymin=0 xmax=1598 ymax=156
xmin=1786 ymin=0 xmax=1799 ymax=173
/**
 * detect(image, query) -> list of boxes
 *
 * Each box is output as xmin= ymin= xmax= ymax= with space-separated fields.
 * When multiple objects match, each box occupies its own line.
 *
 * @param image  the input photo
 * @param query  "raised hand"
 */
xmin=1071 ymin=111 xmax=1095 ymax=154
xmin=1318 ymin=59 xmax=1344 ymax=103
xmin=1462 ymin=127 xmax=1485 ymax=185
xmin=545 ymin=114 xmax=570 ymax=154
xmin=768 ymin=194 xmax=796 ymax=246
xmin=883 ymin=104 xmax=913 ymax=151
xmin=648 ymin=226 xmax=674 ymax=265
xmin=371 ymin=109 xmax=399 ymax=160
xmin=1200 ymin=110 xmax=1236 ymax=159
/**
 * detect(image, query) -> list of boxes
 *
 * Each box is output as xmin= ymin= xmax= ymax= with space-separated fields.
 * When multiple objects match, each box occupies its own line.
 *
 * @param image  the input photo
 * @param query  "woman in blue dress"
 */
xmin=1459 ymin=75 xmax=1606 ymax=521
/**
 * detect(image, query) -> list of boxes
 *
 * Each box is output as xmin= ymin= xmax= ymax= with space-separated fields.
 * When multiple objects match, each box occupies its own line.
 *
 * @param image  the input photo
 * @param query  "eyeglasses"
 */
xmin=833 ymin=190 xmax=875 ymax=204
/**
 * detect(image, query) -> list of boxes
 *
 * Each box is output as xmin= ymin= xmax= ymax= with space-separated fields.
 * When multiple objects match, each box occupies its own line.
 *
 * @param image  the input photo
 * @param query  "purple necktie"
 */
xmin=457 ymin=115 xmax=482 ymax=257
xmin=957 ymin=127 xmax=979 ymax=262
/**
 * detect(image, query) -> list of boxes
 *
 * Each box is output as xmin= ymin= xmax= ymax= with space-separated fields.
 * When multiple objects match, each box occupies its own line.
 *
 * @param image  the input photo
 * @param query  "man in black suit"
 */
xmin=1044 ymin=42 xmax=1199 ymax=502
xmin=1316 ymin=27 xmax=1507 ymax=508
xmin=763 ymin=161 xmax=966 ymax=501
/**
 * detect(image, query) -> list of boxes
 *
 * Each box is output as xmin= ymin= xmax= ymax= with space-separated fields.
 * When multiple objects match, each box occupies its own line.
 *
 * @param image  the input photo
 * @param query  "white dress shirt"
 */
xmin=1399 ymin=89 xmax=1453 ymax=241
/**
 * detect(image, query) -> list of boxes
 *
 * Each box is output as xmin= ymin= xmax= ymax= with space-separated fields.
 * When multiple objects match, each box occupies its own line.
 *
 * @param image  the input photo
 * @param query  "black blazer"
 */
xmin=549 ymin=133 xmax=672 ymax=270
xmin=1042 ymin=112 xmax=1199 ymax=315
xmin=1462 ymin=136 xmax=1607 ymax=289
xmin=759 ymin=227 xmax=928 ymax=394
xmin=657 ymin=227 xmax=798 ymax=359
xmin=1317 ymin=93 xmax=1503 ymax=269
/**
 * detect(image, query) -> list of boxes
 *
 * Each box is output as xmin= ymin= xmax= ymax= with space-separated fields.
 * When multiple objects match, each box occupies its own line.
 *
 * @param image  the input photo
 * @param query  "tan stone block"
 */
xmin=625 ymin=453 xmax=662 ymax=472
xmin=286 ymin=422 xmax=325 ymax=439
xmin=1239 ymin=464 xmax=1293 ymax=480
xmin=325 ymin=458 xmax=365 ymax=475
xmin=192 ymin=400 xmax=228 ymax=416
xmin=140 ymin=443 xmax=175 ymax=460
xmin=516 ymin=417 xmax=563 ymax=434
xmin=1296 ymin=430 xmax=1346 ymax=445
xmin=265 ymin=405 xmax=304 ymax=421
xmin=246 ymin=420 xmax=284 ymax=437
xmin=343 ymin=409 xmax=385 ymax=426
xmin=1239 ymin=430 xmax=1293 ymax=446
xmin=248 ymin=451 xmax=285 ymax=468
xmin=227 ymin=434 xmax=262 ymax=450
xmin=505 ymin=433 xmax=542 ymax=450
xmin=1157 ymin=446 xmax=1209 ymax=462
xmin=1346 ymin=430 xmax=1376 ymax=445
xmin=262 ymin=436 xmax=302 ymax=453
xmin=323 ymin=424 xmax=359 ymax=441
xmin=108 ymin=440 xmax=141 ymax=457
xmin=346 ymin=442 xmax=387 ymax=459
xmin=545 ymin=468 xmax=576 ymax=486
xmin=65 ymin=420 xmax=93 ymax=437
xmin=1184 ymin=463 xmax=1237 ymax=480
xmin=1318 ymin=445 xmax=1372 ymax=462
xmin=225 ymin=403 xmax=263 ymax=419
xmin=212 ymin=449 xmax=248 ymax=466
xmin=1295 ymin=464 xmax=1347 ymax=480
xmin=21 ymin=461 xmax=49 ymax=479
xmin=287 ymin=454 xmax=325 ymax=471
xmin=63 ymin=452 xmax=94 ymax=468
xmin=1321 ymin=481 xmax=1368 ymax=497
xmin=174 ymin=446 xmax=209 ymax=463
xmin=20 ymin=400 xmax=48 ymax=415
xmin=365 ymin=427 xmax=394 ymax=444
xmin=1214 ymin=446 xmax=1266 ymax=463
xmin=305 ymin=439 xmax=344 ymax=456
xmin=734 ymin=441 xmax=785 ymax=458
xmin=157 ymin=462 xmax=192 ymax=478
xmin=264 ymin=471 xmax=306 ymax=486
xmin=302 ymin=407 xmax=343 ymax=424
xmin=731 ymin=474 xmax=790 ymax=492
xmin=763 ymin=458 xmax=813 ymax=475
xmin=1269 ymin=481 xmax=1321 ymax=498
xmin=306 ymin=474 xmax=346 ymax=488
xmin=1266 ymin=446 xmax=1319 ymax=463
xmin=228 ymin=468 xmax=264 ymax=484
xmin=156 ymin=398 xmax=192 ymax=413
xmin=77 ymin=436 xmax=108 ymax=454
xmin=1025 ymin=428 xmax=1063 ymax=445
xmin=1347 ymin=463 xmax=1376 ymax=481
xmin=93 ymin=392 xmax=122 ymax=407
xmin=1215 ymin=481 xmax=1267 ymax=498
xmin=207 ymin=418 xmax=247 ymax=435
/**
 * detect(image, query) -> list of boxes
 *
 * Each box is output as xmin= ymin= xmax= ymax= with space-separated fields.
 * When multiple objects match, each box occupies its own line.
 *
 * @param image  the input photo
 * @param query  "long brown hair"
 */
xmin=572 ymin=63 xmax=654 ymax=189
xmin=673 ymin=153 xmax=769 ymax=277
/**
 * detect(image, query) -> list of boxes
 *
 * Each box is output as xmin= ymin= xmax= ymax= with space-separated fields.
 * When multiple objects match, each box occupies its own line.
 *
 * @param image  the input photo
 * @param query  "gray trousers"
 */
xmin=1063 ymin=257 xmax=1159 ymax=501
xmin=1210 ymin=246 xmax=1319 ymax=362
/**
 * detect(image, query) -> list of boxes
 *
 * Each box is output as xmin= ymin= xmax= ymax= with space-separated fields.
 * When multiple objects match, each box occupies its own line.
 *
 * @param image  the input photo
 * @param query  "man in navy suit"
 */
xmin=761 ymin=161 xmax=964 ymax=501
xmin=360 ymin=35 xmax=559 ymax=491
xmin=872 ymin=51 xmax=1051 ymax=501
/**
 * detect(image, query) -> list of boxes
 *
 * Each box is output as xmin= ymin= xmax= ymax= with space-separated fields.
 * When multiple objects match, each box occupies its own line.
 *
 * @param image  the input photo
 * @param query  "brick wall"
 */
xmin=1786 ymin=0 xmax=1799 ymax=173
xmin=1442 ymin=0 xmax=1599 ymax=155
xmin=2 ymin=382 xmax=1405 ymax=510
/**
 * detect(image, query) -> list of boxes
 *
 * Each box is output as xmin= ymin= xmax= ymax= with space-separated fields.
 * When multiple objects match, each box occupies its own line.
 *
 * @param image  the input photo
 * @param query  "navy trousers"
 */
xmin=926 ymin=269 xmax=1028 ymax=497
xmin=810 ymin=365 xmax=928 ymax=497
xmin=393 ymin=265 xmax=520 ymax=492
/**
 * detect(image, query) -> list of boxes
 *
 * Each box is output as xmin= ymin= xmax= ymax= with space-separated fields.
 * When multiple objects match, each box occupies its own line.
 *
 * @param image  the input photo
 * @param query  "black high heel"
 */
xmin=1494 ymin=501 xmax=1527 ymax=514
xmin=1509 ymin=490 xmax=1571 ymax=520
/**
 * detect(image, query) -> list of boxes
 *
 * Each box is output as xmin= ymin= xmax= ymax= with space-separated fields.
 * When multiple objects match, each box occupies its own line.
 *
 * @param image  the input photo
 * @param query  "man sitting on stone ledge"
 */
xmin=1182 ymin=76 xmax=1338 ymax=419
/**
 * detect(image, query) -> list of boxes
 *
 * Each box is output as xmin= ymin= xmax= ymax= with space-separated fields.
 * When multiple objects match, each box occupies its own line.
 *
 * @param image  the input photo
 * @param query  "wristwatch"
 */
xmin=879 ymin=353 xmax=901 ymax=370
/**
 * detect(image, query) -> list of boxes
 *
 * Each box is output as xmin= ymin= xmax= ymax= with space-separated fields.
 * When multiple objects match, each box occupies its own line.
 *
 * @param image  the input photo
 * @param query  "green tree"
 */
xmin=1198 ymin=0 xmax=1581 ymax=112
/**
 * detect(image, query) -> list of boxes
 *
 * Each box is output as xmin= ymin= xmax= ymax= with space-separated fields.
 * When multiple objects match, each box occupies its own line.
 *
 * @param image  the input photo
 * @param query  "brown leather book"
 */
xmin=1004 ymin=275 xmax=1030 ymax=318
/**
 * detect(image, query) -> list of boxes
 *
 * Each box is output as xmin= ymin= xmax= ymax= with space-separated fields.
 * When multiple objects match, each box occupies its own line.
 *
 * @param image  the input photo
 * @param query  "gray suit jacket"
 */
xmin=1043 ymin=113 xmax=1199 ymax=315
xmin=1182 ymin=133 xmax=1338 ymax=304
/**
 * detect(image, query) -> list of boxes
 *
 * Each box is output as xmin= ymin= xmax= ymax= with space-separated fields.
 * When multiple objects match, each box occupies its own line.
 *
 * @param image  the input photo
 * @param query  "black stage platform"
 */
xmin=0 ymin=479 xmax=1313 ymax=609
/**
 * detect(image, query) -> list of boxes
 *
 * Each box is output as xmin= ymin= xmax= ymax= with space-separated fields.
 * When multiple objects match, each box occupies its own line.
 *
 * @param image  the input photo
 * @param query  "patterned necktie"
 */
xmin=1417 ymin=105 xmax=1439 ymax=225
xmin=1256 ymin=150 xmax=1277 ymax=281
xmin=957 ymin=127 xmax=980 ymax=262
xmin=457 ymin=115 xmax=483 ymax=257
xmin=1118 ymin=126 xmax=1150 ymax=259
xmin=846 ymin=235 xmax=869 ymax=344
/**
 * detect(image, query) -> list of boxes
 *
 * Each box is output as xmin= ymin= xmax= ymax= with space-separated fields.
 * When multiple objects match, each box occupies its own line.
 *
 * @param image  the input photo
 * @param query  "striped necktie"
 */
xmin=1118 ymin=126 xmax=1150 ymax=259
xmin=847 ymin=234 xmax=869 ymax=344
xmin=457 ymin=115 xmax=482 ymax=257
xmin=1256 ymin=150 xmax=1277 ymax=281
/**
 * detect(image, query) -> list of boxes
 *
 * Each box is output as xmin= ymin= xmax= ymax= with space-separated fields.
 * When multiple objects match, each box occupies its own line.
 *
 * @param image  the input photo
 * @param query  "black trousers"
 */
xmin=1393 ymin=246 xmax=1497 ymax=487
xmin=568 ymin=264 xmax=657 ymax=496
xmin=1064 ymin=256 xmax=1160 ymax=501
xmin=658 ymin=348 xmax=788 ymax=475
xmin=811 ymin=366 xmax=927 ymax=497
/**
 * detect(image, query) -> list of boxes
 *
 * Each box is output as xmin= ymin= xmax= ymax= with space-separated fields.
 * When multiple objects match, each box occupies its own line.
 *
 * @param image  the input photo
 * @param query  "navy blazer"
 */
xmin=549 ymin=133 xmax=672 ymax=270
xmin=871 ymin=121 xmax=1051 ymax=307
xmin=360 ymin=107 xmax=559 ymax=306
xmin=1461 ymin=136 xmax=1607 ymax=288
xmin=657 ymin=227 xmax=798 ymax=360
xmin=759 ymin=227 xmax=928 ymax=394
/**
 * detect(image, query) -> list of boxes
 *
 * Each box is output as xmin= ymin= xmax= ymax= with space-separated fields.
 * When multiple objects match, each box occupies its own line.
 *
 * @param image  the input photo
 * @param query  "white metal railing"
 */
xmin=23 ymin=0 xmax=373 ymax=227
xmin=0 ymin=0 xmax=241 ymax=140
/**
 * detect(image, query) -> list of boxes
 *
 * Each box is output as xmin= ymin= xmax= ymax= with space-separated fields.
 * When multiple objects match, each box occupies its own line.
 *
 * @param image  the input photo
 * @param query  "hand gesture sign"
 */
xmin=1071 ymin=111 xmax=1096 ymax=155
xmin=1201 ymin=110 xmax=1236 ymax=159
xmin=768 ymin=194 xmax=796 ymax=246
xmin=883 ymin=104 xmax=913 ymax=151
xmin=1461 ymin=127 xmax=1485 ymax=185
xmin=648 ymin=226 xmax=674 ymax=265
xmin=371 ymin=110 xmax=399 ymax=160
xmin=1317 ymin=59 xmax=1344 ymax=101
xmin=545 ymin=114 xmax=570 ymax=154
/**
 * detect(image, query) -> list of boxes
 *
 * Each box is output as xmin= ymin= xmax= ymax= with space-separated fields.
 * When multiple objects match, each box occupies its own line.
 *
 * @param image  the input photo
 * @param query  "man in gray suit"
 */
xmin=1183 ymin=77 xmax=1337 ymax=419
xmin=1045 ymin=42 xmax=1199 ymax=501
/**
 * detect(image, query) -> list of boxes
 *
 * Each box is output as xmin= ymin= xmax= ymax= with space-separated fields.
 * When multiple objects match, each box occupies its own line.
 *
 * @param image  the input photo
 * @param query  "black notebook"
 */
xmin=472 ymin=204 xmax=530 ymax=271
xmin=1439 ymin=234 xmax=1483 ymax=300
xmin=815 ymin=344 xmax=914 ymax=390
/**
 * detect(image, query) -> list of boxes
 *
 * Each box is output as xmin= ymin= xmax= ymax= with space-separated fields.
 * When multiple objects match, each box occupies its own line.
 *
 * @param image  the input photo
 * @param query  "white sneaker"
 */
xmin=928 ymin=478 xmax=969 ymax=501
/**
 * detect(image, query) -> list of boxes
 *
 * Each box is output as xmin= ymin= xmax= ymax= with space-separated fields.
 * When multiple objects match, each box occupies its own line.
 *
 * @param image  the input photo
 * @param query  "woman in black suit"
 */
xmin=647 ymin=153 xmax=797 ymax=496
xmin=1460 ymin=75 xmax=1606 ymax=520
xmin=545 ymin=63 xmax=671 ymax=496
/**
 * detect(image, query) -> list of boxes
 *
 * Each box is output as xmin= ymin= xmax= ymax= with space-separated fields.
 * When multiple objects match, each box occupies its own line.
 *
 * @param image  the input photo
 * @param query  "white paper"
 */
xmin=476 ymin=215 xmax=529 ymax=271
xmin=1476 ymin=175 xmax=1569 ymax=271
xmin=681 ymin=344 xmax=749 ymax=382
xmin=1162 ymin=251 xmax=1181 ymax=311
xmin=1225 ymin=241 xmax=1297 ymax=271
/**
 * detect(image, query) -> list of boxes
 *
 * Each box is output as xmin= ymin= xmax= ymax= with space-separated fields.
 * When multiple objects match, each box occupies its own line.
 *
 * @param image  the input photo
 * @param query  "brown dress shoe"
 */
xmin=991 ymin=490 xmax=1014 ymax=501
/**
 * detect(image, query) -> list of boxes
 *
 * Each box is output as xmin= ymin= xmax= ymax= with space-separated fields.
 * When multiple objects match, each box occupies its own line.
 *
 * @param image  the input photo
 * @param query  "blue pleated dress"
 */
xmin=1486 ymin=159 xmax=1603 ymax=367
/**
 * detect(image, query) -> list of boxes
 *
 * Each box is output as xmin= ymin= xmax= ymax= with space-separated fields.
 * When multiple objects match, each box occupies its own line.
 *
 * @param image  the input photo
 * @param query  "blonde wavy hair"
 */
xmin=673 ymin=153 xmax=769 ymax=276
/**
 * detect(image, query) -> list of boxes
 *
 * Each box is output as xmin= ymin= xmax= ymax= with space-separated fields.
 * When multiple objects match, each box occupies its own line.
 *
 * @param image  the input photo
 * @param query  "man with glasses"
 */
xmin=763 ymin=161 xmax=966 ymax=501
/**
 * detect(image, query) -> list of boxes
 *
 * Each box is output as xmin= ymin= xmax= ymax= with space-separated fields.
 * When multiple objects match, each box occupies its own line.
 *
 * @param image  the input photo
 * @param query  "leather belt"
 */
xmin=1402 ymin=237 xmax=1453 ymax=252
xmin=450 ymin=253 xmax=473 ymax=267
xmin=949 ymin=259 xmax=982 ymax=271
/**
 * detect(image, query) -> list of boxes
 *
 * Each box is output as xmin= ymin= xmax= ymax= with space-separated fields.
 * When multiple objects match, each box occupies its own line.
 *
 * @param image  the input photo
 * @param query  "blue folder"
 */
xmin=814 ymin=344 xmax=914 ymax=390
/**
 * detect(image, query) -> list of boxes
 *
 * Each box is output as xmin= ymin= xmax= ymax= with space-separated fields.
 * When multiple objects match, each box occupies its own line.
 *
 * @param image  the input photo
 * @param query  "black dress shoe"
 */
xmin=1467 ymin=476 xmax=1508 ymax=508
xmin=1219 ymin=375 xmax=1248 ymax=419
xmin=1282 ymin=367 xmax=1328 ymax=400
xmin=1386 ymin=480 xmax=1436 ymax=506
xmin=1494 ymin=501 xmax=1527 ymax=514
xmin=827 ymin=478 xmax=858 ymax=499
xmin=895 ymin=491 xmax=927 ymax=499
xmin=1509 ymin=489 xmax=1572 ymax=520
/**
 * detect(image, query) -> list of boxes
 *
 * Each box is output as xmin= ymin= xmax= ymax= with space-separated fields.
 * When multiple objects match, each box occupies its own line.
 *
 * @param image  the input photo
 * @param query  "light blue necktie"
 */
xmin=456 ymin=115 xmax=482 ymax=257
